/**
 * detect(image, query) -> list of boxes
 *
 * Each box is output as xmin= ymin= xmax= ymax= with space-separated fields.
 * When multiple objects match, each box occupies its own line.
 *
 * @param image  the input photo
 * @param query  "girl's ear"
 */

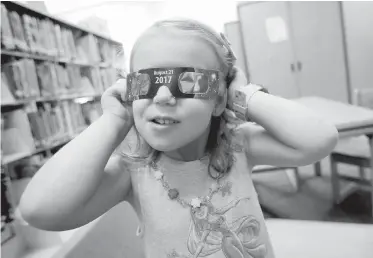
xmin=213 ymin=87 xmax=227 ymax=117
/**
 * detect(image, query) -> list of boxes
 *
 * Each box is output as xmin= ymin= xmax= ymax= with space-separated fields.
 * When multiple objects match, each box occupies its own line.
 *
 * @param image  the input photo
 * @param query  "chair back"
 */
xmin=353 ymin=88 xmax=373 ymax=109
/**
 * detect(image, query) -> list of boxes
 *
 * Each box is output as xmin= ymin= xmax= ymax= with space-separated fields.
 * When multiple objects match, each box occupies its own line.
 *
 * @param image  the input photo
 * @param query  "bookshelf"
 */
xmin=2 ymin=93 xmax=101 ymax=107
xmin=2 ymin=126 xmax=86 ymax=166
xmin=1 ymin=48 xmax=124 ymax=68
xmin=1 ymin=1 xmax=125 ymax=257
xmin=3 ymin=48 xmax=92 ymax=67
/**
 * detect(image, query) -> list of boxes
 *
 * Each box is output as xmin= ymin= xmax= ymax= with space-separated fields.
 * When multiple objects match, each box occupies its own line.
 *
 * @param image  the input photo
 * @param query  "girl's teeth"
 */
xmin=155 ymin=119 xmax=176 ymax=124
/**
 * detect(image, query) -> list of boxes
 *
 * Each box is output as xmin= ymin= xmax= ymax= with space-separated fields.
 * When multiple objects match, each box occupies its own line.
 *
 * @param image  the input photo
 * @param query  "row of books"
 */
xmin=1 ymin=3 xmax=122 ymax=64
xmin=80 ymin=65 xmax=118 ymax=96
xmin=7 ymin=154 xmax=47 ymax=181
xmin=1 ymin=58 xmax=118 ymax=103
xmin=97 ymin=38 xmax=122 ymax=65
xmin=1 ymin=100 xmax=102 ymax=156
xmin=27 ymin=101 xmax=86 ymax=147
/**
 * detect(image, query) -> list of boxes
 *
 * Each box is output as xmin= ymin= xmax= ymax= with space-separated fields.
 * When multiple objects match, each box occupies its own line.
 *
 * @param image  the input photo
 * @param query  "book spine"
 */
xmin=1 ymin=4 xmax=16 ymax=49
xmin=9 ymin=11 xmax=29 ymax=52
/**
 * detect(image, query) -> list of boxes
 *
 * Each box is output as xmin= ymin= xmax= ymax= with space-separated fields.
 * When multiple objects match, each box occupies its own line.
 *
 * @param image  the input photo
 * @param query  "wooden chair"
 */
xmin=327 ymin=88 xmax=373 ymax=203
xmin=253 ymin=165 xmax=300 ymax=218
xmin=253 ymin=165 xmax=300 ymax=190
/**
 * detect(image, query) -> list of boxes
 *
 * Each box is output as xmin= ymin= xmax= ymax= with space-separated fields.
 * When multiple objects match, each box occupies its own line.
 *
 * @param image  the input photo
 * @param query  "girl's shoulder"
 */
xmin=112 ymin=152 xmax=149 ymax=173
xmin=113 ymin=132 xmax=151 ymax=170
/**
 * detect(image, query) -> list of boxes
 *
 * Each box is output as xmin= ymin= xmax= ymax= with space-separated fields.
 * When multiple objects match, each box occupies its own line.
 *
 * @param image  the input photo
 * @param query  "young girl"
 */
xmin=20 ymin=19 xmax=338 ymax=258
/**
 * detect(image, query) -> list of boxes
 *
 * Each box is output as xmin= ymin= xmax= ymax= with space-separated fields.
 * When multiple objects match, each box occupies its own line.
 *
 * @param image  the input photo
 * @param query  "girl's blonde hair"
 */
xmin=117 ymin=18 xmax=241 ymax=179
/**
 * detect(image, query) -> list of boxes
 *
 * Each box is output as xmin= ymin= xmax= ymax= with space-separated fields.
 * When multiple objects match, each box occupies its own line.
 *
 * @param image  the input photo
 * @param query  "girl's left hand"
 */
xmin=226 ymin=66 xmax=248 ymax=111
xmin=224 ymin=66 xmax=248 ymax=124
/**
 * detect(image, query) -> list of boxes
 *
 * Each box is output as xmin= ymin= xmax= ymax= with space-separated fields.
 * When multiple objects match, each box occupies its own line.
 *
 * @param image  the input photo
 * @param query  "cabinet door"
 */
xmin=238 ymin=2 xmax=300 ymax=98
xmin=290 ymin=2 xmax=349 ymax=103
xmin=342 ymin=2 xmax=373 ymax=92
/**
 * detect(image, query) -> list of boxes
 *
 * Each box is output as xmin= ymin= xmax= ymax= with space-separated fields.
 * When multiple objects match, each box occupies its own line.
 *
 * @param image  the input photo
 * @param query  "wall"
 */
xmin=342 ymin=2 xmax=373 ymax=92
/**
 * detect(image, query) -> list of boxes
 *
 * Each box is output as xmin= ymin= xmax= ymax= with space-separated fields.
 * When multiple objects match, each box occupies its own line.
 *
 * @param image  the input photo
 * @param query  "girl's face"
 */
xmin=131 ymin=31 xmax=223 ymax=152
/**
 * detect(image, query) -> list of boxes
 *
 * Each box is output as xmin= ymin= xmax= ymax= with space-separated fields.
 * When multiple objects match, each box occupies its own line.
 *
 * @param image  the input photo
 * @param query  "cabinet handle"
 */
xmin=290 ymin=63 xmax=295 ymax=72
xmin=297 ymin=61 xmax=302 ymax=71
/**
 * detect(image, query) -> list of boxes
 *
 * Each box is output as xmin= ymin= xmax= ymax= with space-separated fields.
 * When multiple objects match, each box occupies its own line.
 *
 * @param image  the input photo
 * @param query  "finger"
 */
xmin=223 ymin=109 xmax=240 ymax=124
xmin=225 ymin=108 xmax=236 ymax=117
xmin=225 ymin=113 xmax=237 ymax=124
xmin=103 ymin=79 xmax=127 ymax=101
xmin=107 ymin=79 xmax=127 ymax=93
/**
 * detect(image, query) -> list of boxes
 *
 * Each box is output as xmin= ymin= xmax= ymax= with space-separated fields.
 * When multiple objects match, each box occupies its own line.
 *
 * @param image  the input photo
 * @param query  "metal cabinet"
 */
xmin=238 ymin=1 xmax=350 ymax=102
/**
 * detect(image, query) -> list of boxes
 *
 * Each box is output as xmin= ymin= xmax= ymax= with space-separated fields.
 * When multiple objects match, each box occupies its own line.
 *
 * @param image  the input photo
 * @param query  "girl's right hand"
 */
xmin=101 ymin=79 xmax=134 ymax=125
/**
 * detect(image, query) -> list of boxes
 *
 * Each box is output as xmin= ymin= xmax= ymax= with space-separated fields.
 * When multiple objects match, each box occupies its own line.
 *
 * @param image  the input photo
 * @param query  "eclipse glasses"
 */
xmin=124 ymin=67 xmax=224 ymax=101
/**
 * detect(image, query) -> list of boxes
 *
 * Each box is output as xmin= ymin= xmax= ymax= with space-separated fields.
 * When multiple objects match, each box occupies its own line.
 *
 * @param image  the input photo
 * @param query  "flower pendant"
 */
xmin=190 ymin=198 xmax=202 ymax=208
xmin=154 ymin=171 xmax=163 ymax=180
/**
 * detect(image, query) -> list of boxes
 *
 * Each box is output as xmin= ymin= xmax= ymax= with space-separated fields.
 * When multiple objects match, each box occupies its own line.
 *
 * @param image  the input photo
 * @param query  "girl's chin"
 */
xmin=148 ymin=141 xmax=180 ymax=152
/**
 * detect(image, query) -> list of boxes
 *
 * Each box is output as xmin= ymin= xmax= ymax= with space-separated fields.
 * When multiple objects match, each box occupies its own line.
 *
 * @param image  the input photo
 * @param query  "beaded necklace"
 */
xmin=150 ymin=160 xmax=230 ymax=209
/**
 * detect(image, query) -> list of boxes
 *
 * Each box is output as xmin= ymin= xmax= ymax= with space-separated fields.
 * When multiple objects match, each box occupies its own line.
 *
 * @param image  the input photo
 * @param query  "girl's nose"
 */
xmin=153 ymin=85 xmax=176 ymax=105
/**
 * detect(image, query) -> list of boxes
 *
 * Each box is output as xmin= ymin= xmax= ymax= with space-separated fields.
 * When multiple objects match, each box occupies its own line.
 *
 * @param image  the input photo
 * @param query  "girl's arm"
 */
xmin=19 ymin=114 xmax=132 ymax=231
xmin=20 ymin=81 xmax=134 ymax=231
xmin=241 ymin=91 xmax=338 ymax=167
xmin=227 ymin=68 xmax=338 ymax=167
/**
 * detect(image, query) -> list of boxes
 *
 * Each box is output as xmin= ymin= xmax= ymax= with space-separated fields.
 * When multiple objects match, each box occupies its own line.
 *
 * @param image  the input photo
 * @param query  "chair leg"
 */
xmin=294 ymin=167 xmax=300 ymax=190
xmin=285 ymin=168 xmax=300 ymax=192
xmin=368 ymin=134 xmax=373 ymax=218
xmin=314 ymin=161 xmax=322 ymax=177
xmin=330 ymin=156 xmax=340 ymax=204
xmin=359 ymin=166 xmax=366 ymax=180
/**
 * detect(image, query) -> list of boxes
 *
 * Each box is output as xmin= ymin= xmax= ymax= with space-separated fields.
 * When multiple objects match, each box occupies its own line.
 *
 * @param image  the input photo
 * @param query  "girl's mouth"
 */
xmin=151 ymin=118 xmax=180 ymax=125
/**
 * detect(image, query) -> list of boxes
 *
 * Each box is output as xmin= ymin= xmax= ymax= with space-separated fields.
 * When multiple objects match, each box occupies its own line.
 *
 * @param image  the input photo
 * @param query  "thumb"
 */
xmin=104 ymin=79 xmax=127 ymax=102
xmin=227 ymin=67 xmax=248 ymax=109
xmin=223 ymin=109 xmax=242 ymax=126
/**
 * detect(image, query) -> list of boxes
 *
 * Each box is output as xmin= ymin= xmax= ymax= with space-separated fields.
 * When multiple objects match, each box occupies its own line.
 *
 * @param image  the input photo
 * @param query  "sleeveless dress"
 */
xmin=123 ymin=135 xmax=272 ymax=258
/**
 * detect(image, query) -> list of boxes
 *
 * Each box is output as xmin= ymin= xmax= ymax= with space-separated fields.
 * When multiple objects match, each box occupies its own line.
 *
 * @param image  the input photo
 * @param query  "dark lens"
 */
xmin=179 ymin=72 xmax=208 ymax=93
xmin=195 ymin=73 xmax=208 ymax=93
xmin=131 ymin=76 xmax=138 ymax=95
xmin=179 ymin=72 xmax=195 ymax=93
xmin=137 ymin=73 xmax=150 ymax=95
xmin=131 ymin=73 xmax=150 ymax=96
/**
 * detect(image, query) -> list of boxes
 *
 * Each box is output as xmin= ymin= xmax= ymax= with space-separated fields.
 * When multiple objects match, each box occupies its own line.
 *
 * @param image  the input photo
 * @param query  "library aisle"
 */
xmin=1 ymin=2 xmax=125 ymax=258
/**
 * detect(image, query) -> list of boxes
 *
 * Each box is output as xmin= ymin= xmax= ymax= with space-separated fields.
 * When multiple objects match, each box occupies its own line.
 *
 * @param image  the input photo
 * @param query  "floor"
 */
xmin=254 ymin=156 xmax=373 ymax=224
